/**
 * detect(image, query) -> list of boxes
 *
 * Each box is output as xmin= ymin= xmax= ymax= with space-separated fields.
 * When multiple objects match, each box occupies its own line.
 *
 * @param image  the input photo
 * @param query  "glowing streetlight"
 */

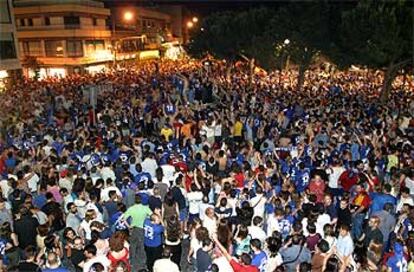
xmin=187 ymin=21 xmax=194 ymax=28
xmin=192 ymin=17 xmax=198 ymax=23
xmin=284 ymin=39 xmax=290 ymax=45
xmin=123 ymin=11 xmax=134 ymax=21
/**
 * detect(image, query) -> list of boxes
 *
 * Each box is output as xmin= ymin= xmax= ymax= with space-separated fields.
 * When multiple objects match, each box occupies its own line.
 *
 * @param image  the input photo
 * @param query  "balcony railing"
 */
xmin=16 ymin=24 xmax=110 ymax=31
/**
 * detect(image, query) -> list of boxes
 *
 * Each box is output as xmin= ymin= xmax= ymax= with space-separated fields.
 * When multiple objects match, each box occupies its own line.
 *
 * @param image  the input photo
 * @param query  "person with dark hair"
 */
xmin=165 ymin=215 xmax=182 ymax=269
xmin=373 ymin=202 xmax=396 ymax=245
xmin=80 ymin=244 xmax=110 ymax=272
xmin=250 ymin=238 xmax=267 ymax=272
xmin=144 ymin=213 xmax=164 ymax=271
xmin=298 ymin=262 xmax=311 ymax=272
xmin=42 ymin=192 xmax=65 ymax=232
xmin=14 ymin=206 xmax=39 ymax=249
xmin=311 ymin=239 xmax=330 ymax=272
xmin=265 ymin=236 xmax=283 ymax=271
xmin=248 ymin=216 xmax=266 ymax=245
xmin=153 ymin=246 xmax=179 ymax=272
xmin=122 ymin=194 xmax=152 ymax=271
xmin=305 ymin=223 xmax=321 ymax=252
xmin=336 ymin=224 xmax=354 ymax=268
xmin=280 ymin=234 xmax=311 ymax=272
xmin=88 ymin=262 xmax=105 ymax=272
xmin=213 ymin=235 xmax=259 ymax=272
xmin=196 ymin=238 xmax=214 ymax=272
xmin=18 ymin=245 xmax=40 ymax=271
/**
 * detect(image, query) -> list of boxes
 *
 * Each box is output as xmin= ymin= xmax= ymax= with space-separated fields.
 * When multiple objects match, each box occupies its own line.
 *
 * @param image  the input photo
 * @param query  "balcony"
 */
xmin=17 ymin=27 xmax=112 ymax=39
xmin=16 ymin=24 xmax=110 ymax=31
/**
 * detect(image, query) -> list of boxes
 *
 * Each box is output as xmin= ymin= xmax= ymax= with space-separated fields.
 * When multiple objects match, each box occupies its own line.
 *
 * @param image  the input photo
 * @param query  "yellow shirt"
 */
xmin=387 ymin=154 xmax=398 ymax=171
xmin=161 ymin=127 xmax=174 ymax=141
xmin=233 ymin=121 xmax=243 ymax=137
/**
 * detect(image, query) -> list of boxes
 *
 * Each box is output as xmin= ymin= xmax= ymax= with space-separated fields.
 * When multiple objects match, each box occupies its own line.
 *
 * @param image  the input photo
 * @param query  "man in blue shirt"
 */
xmin=369 ymin=183 xmax=397 ymax=215
xmin=144 ymin=213 xmax=164 ymax=271
xmin=250 ymin=239 xmax=267 ymax=272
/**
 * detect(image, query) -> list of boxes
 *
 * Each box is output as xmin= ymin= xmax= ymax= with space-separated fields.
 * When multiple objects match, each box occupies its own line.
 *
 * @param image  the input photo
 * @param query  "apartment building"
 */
xmin=14 ymin=0 xmax=113 ymax=77
xmin=0 ymin=0 xmax=21 ymax=90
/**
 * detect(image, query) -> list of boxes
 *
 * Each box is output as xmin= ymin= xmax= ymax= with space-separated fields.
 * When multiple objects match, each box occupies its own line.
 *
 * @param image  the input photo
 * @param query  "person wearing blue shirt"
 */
xmin=386 ymin=242 xmax=407 ymax=272
xmin=144 ymin=214 xmax=164 ymax=271
xmin=369 ymin=183 xmax=397 ymax=215
xmin=250 ymin=239 xmax=268 ymax=272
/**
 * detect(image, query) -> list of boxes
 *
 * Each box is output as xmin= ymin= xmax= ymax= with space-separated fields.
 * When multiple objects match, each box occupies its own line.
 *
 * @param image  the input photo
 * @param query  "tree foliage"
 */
xmin=188 ymin=1 xmax=413 ymax=97
xmin=329 ymin=0 xmax=413 ymax=99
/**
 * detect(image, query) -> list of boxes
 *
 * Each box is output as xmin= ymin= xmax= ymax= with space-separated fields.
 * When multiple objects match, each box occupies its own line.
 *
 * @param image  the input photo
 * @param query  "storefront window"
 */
xmin=67 ymin=40 xmax=83 ymax=57
xmin=0 ymin=33 xmax=16 ymax=60
xmin=45 ymin=40 xmax=64 ymax=57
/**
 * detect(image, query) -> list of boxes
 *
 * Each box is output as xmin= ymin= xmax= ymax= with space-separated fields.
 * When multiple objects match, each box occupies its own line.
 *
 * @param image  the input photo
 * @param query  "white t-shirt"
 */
xmin=0 ymin=179 xmax=11 ymax=199
xmin=79 ymin=220 xmax=93 ymax=240
xmin=213 ymin=256 xmax=234 ymax=272
xmin=83 ymin=255 xmax=110 ymax=272
xmin=214 ymin=124 xmax=222 ymax=137
xmin=161 ymin=164 xmax=176 ymax=184
xmin=141 ymin=158 xmax=158 ymax=180
xmin=100 ymin=186 xmax=122 ymax=202
xmin=250 ymin=194 xmax=266 ymax=218
xmin=100 ymin=167 xmax=116 ymax=183
xmin=199 ymin=203 xmax=214 ymax=221
xmin=248 ymin=225 xmax=267 ymax=244
xmin=187 ymin=191 xmax=203 ymax=215
xmin=25 ymin=173 xmax=40 ymax=193
xmin=203 ymin=216 xmax=217 ymax=237
xmin=405 ymin=177 xmax=414 ymax=195
xmin=327 ymin=166 xmax=345 ymax=189
xmin=316 ymin=213 xmax=331 ymax=236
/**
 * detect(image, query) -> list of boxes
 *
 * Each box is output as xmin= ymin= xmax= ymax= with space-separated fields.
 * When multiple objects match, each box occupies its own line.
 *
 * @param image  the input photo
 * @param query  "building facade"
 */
xmin=14 ymin=0 xmax=113 ymax=77
xmin=110 ymin=5 xmax=182 ymax=62
xmin=0 ymin=0 xmax=21 ymax=90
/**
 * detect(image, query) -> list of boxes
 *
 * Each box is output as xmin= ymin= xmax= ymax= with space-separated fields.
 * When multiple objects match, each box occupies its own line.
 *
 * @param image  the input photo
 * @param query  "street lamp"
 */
xmin=123 ymin=11 xmax=134 ymax=22
xmin=187 ymin=21 xmax=194 ymax=28
xmin=192 ymin=17 xmax=198 ymax=23
xmin=284 ymin=39 xmax=290 ymax=45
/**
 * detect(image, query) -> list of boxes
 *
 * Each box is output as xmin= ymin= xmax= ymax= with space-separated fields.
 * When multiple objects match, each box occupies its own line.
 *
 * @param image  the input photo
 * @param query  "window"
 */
xmin=45 ymin=17 xmax=50 ymax=26
xmin=67 ymin=40 xmax=83 ymax=57
xmin=22 ymin=41 xmax=42 ymax=56
xmin=64 ymin=16 xmax=80 ymax=28
xmin=45 ymin=40 xmax=64 ymax=57
xmin=20 ymin=19 xmax=25 ymax=26
xmin=0 ymin=0 xmax=11 ymax=23
xmin=28 ymin=18 xmax=33 ymax=26
xmin=0 ymin=33 xmax=16 ymax=60
xmin=85 ymin=40 xmax=104 ymax=55
xmin=92 ymin=18 xmax=97 ymax=26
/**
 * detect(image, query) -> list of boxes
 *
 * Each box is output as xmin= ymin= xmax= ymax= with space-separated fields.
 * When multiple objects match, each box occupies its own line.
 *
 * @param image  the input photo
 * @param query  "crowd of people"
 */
xmin=0 ymin=58 xmax=412 ymax=272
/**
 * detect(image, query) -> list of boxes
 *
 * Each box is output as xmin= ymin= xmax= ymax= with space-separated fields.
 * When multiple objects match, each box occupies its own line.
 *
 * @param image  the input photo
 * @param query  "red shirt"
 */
xmin=230 ymin=259 xmax=259 ymax=272
xmin=309 ymin=180 xmax=326 ymax=203
xmin=234 ymin=173 xmax=245 ymax=188
xmin=339 ymin=170 xmax=359 ymax=192
xmin=352 ymin=191 xmax=371 ymax=210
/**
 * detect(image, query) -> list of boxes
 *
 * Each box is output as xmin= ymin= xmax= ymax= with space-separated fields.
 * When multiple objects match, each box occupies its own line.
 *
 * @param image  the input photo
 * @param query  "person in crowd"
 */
xmin=0 ymin=58 xmax=412 ymax=272
xmin=153 ymin=247 xmax=180 ymax=272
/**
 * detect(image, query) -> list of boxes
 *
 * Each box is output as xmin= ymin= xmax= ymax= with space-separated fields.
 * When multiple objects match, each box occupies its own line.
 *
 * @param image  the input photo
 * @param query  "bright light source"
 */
xmin=0 ymin=70 xmax=8 ymax=79
xmin=124 ymin=11 xmax=134 ymax=21
xmin=187 ymin=21 xmax=194 ymax=28
xmin=200 ymin=28 xmax=204 ymax=32
xmin=91 ymin=50 xmax=113 ymax=61
xmin=192 ymin=17 xmax=198 ymax=23
xmin=284 ymin=39 xmax=290 ymax=45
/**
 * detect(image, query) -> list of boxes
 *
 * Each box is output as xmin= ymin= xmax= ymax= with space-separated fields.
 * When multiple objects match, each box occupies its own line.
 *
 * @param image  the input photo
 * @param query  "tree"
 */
xmin=188 ymin=10 xmax=243 ymax=61
xmin=268 ymin=2 xmax=332 ymax=91
xmin=337 ymin=0 xmax=413 ymax=101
